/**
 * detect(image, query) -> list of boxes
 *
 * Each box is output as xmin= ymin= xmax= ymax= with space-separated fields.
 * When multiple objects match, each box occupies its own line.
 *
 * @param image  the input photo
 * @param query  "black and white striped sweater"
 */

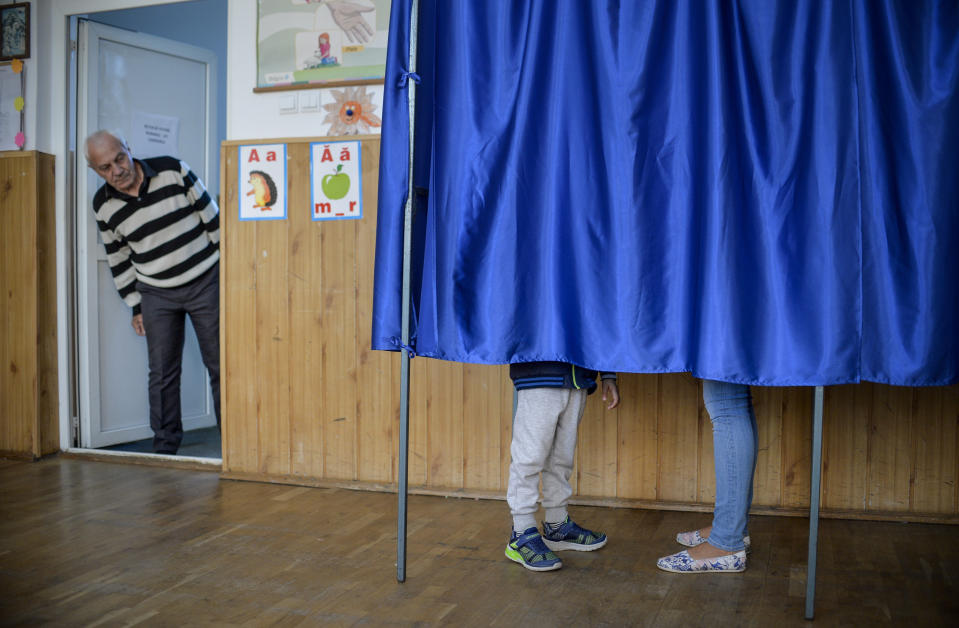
xmin=92 ymin=156 xmax=220 ymax=315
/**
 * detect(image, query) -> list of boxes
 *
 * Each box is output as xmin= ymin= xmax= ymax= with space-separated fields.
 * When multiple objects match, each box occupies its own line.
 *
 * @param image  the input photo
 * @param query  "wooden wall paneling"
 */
xmin=0 ymin=153 xmax=36 ymax=455
xmin=389 ymin=356 xmax=402 ymax=484
xmin=19 ymin=156 xmax=37 ymax=454
xmin=499 ymin=365 xmax=514 ymax=493
xmin=254 ymin=186 xmax=292 ymax=475
xmin=409 ymin=359 xmax=430 ymax=486
xmin=780 ymin=387 xmax=811 ymax=508
xmin=867 ymin=385 xmax=915 ymax=512
xmin=463 ymin=363 xmax=504 ymax=491
xmin=354 ymin=141 xmax=395 ymax=483
xmin=319 ymin=201 xmax=358 ymax=480
xmin=696 ymin=381 xmax=715 ymax=504
xmin=751 ymin=386 xmax=784 ymax=507
xmin=217 ymin=147 xmax=229 ymax=467
xmin=577 ymin=385 xmax=619 ymax=498
xmin=954 ymin=385 xmax=959 ymax=515
xmin=221 ymin=146 xmax=259 ymax=473
xmin=36 ymin=153 xmax=59 ymax=456
xmin=657 ymin=374 xmax=701 ymax=502
xmin=426 ymin=360 xmax=464 ymax=489
xmin=615 ymin=374 xmax=660 ymax=501
xmin=218 ymin=146 xmax=231 ymax=466
xmin=822 ymin=384 xmax=871 ymax=511
xmin=911 ymin=385 xmax=957 ymax=514
xmin=288 ymin=143 xmax=324 ymax=478
xmin=0 ymin=152 xmax=56 ymax=458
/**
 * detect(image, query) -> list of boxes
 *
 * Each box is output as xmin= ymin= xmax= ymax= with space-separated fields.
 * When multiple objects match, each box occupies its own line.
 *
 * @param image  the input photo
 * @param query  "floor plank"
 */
xmin=0 ymin=457 xmax=957 ymax=626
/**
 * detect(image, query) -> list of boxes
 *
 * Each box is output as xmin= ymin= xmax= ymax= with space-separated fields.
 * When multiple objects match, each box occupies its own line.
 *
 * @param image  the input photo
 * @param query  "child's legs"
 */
xmin=507 ymin=388 xmax=569 ymax=531
xmin=703 ymin=379 xmax=757 ymax=551
xmin=541 ymin=389 xmax=587 ymax=523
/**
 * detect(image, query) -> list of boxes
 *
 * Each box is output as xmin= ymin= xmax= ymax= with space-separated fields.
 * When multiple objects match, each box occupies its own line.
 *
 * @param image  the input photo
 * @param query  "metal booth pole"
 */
xmin=805 ymin=385 xmax=825 ymax=618
xmin=397 ymin=0 xmax=420 ymax=584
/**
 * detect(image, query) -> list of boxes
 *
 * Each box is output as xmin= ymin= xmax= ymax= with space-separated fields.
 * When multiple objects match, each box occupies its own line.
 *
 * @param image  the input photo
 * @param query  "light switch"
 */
xmin=279 ymin=94 xmax=297 ymax=114
xmin=300 ymin=91 xmax=320 ymax=112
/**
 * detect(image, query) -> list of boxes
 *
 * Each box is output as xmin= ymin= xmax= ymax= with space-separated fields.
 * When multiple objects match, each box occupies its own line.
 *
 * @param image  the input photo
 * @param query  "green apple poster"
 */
xmin=238 ymin=143 xmax=288 ymax=221
xmin=310 ymin=140 xmax=362 ymax=221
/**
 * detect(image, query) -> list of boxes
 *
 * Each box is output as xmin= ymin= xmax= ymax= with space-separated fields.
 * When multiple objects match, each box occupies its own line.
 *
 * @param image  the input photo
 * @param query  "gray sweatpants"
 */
xmin=507 ymin=387 xmax=587 ymax=532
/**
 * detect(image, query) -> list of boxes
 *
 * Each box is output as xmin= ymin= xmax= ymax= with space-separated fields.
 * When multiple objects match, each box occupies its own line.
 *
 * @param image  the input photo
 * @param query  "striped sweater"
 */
xmin=93 ymin=156 xmax=220 ymax=315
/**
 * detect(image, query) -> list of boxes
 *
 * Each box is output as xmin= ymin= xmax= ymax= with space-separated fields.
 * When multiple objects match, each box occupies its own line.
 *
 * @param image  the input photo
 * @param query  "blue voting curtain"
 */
xmin=373 ymin=1 xmax=959 ymax=386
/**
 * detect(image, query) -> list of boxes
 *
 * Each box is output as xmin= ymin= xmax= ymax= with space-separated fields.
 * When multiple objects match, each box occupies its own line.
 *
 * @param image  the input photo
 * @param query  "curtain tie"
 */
xmin=397 ymin=70 xmax=421 ymax=88
xmin=389 ymin=336 xmax=417 ymax=358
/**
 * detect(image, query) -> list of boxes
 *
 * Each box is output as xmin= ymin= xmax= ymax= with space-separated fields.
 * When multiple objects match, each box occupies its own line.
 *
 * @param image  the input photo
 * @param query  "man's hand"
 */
xmin=602 ymin=380 xmax=620 ymax=410
xmin=131 ymin=314 xmax=145 ymax=337
xmin=326 ymin=0 xmax=375 ymax=43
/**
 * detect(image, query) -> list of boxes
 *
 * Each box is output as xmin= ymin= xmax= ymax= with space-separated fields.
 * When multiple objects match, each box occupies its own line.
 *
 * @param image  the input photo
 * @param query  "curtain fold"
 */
xmin=373 ymin=0 xmax=959 ymax=386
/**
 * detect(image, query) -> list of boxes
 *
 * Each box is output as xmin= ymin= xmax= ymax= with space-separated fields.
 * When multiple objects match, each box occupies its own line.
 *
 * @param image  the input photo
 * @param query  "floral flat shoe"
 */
xmin=675 ymin=530 xmax=751 ymax=553
xmin=656 ymin=549 xmax=747 ymax=573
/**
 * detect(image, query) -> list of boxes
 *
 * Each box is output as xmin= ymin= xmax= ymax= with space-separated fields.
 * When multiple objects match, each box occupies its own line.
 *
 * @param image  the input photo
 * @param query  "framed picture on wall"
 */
xmin=255 ymin=0 xmax=390 ymax=92
xmin=0 ymin=2 xmax=29 ymax=62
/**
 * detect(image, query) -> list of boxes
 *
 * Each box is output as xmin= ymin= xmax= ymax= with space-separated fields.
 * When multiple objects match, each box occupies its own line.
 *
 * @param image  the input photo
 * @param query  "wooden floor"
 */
xmin=1 ymin=458 xmax=957 ymax=627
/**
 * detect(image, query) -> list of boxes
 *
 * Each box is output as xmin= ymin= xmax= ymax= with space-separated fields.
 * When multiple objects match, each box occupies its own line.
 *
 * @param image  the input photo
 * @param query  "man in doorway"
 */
xmin=85 ymin=130 xmax=220 ymax=455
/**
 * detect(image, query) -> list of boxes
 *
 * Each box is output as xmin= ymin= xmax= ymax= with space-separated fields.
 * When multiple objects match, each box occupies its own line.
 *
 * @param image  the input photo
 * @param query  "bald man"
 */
xmin=86 ymin=131 xmax=220 ymax=455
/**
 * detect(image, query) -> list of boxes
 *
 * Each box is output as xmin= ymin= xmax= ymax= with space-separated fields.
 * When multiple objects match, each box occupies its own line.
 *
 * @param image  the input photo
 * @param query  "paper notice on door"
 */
xmin=0 ymin=65 xmax=22 ymax=151
xmin=130 ymin=111 xmax=180 ymax=158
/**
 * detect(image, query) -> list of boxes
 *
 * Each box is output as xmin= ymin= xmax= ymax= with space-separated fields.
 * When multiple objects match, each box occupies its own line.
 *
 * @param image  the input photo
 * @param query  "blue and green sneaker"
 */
xmin=505 ymin=527 xmax=563 ymax=571
xmin=542 ymin=516 xmax=607 ymax=551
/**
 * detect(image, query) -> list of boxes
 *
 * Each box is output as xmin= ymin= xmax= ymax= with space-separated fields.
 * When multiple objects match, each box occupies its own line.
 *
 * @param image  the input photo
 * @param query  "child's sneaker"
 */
xmin=541 ymin=516 xmax=607 ymax=551
xmin=505 ymin=527 xmax=563 ymax=571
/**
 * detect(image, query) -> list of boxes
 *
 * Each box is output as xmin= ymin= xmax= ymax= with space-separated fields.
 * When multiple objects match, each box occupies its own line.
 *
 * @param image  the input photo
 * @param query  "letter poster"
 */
xmin=310 ymin=140 xmax=362 ymax=221
xmin=238 ymin=143 xmax=287 ymax=221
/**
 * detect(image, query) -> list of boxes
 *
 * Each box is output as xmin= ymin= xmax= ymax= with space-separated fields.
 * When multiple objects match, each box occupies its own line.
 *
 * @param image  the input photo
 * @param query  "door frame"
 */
xmin=75 ymin=17 xmax=219 ymax=449
xmin=43 ymin=0 xmax=212 ymax=452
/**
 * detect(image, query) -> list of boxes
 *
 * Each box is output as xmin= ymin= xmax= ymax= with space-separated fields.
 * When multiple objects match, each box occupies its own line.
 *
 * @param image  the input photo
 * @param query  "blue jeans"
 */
xmin=703 ymin=379 xmax=757 ymax=552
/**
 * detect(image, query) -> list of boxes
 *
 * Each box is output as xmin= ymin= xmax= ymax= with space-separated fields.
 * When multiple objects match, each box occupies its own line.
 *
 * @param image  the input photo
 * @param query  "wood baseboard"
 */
xmin=0 ymin=449 xmax=37 ymax=461
xmin=60 ymin=448 xmax=221 ymax=473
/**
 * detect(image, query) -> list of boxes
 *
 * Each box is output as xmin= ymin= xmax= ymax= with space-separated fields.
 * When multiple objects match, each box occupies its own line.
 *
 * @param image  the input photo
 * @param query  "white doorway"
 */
xmin=75 ymin=19 xmax=219 ymax=452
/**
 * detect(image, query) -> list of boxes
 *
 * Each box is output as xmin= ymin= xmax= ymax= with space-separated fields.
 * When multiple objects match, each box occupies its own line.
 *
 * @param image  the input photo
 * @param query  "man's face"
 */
xmin=87 ymin=138 xmax=136 ymax=191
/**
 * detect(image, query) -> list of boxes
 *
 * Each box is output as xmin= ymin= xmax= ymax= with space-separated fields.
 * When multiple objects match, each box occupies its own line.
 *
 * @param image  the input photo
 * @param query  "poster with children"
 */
xmin=257 ymin=0 xmax=391 ymax=88
xmin=310 ymin=140 xmax=361 ymax=221
xmin=238 ymin=143 xmax=287 ymax=221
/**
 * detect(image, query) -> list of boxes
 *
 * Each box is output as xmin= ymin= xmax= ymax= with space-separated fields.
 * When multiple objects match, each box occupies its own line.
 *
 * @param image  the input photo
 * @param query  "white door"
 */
xmin=76 ymin=20 xmax=218 ymax=449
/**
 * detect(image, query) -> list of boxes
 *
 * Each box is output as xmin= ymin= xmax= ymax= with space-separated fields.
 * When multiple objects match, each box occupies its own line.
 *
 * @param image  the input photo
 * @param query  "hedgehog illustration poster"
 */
xmin=310 ymin=140 xmax=362 ymax=221
xmin=238 ymin=143 xmax=287 ymax=221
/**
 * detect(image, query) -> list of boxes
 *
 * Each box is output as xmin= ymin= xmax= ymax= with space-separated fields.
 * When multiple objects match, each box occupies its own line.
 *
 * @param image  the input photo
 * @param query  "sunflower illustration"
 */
xmin=323 ymin=86 xmax=382 ymax=136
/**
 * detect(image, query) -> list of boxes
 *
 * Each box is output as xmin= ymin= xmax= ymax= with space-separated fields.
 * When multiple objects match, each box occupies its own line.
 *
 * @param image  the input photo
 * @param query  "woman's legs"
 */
xmin=699 ymin=379 xmax=757 ymax=553
xmin=658 ymin=379 xmax=757 ymax=571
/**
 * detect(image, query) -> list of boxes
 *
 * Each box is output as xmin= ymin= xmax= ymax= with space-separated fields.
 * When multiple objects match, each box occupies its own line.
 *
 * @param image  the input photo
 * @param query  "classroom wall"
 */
xmin=219 ymin=137 xmax=959 ymax=523
xmin=27 ymin=2 xmax=959 ymax=521
xmin=225 ymin=0 xmax=383 ymax=141
xmin=3 ymin=0 xmax=37 ymax=151
xmin=31 ymin=0 xmax=385 ymax=449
